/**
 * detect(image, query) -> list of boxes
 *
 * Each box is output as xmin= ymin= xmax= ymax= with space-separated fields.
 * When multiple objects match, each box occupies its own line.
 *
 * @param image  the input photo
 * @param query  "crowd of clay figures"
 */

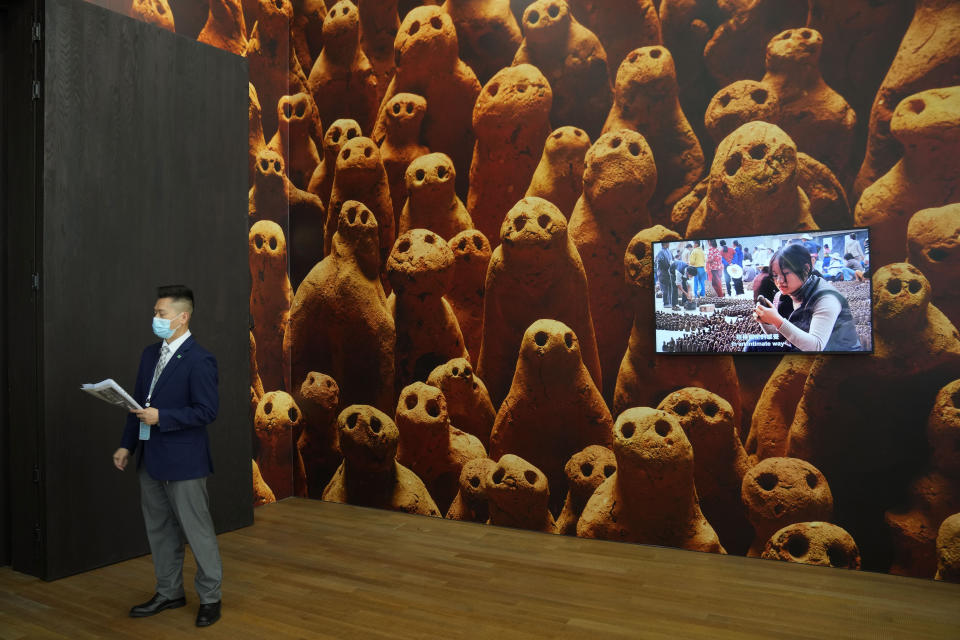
xmin=118 ymin=0 xmax=960 ymax=579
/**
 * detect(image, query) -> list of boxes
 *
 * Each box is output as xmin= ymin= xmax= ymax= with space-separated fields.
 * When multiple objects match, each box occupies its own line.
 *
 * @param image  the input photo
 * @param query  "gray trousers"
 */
xmin=139 ymin=467 xmax=222 ymax=603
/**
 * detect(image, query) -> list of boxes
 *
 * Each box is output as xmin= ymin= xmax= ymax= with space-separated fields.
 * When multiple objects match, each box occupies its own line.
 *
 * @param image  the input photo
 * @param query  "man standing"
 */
xmin=656 ymin=241 xmax=678 ymax=310
xmin=845 ymin=232 xmax=866 ymax=264
xmin=112 ymin=285 xmax=223 ymax=627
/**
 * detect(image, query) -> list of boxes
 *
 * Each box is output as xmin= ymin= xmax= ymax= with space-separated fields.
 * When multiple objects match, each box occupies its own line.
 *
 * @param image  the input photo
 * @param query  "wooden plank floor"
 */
xmin=2 ymin=498 xmax=959 ymax=639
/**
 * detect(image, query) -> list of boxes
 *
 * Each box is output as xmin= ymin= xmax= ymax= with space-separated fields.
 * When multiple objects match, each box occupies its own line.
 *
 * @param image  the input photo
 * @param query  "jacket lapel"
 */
xmin=152 ymin=336 xmax=195 ymax=397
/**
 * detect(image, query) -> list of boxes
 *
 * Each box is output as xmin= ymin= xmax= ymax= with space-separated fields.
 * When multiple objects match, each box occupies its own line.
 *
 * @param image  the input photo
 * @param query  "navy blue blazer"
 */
xmin=120 ymin=335 xmax=219 ymax=481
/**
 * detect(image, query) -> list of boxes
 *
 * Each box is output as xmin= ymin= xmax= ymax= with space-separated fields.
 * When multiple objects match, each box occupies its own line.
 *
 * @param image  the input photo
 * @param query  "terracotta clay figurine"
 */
xmin=357 ymin=0 xmax=399 ymax=104
xmin=685 ymin=121 xmax=818 ymax=238
xmin=854 ymin=0 xmax=960 ymax=198
xmin=295 ymin=372 xmax=342 ymax=499
xmin=566 ymin=0 xmax=661 ymax=81
xmin=398 ymin=153 xmax=474 ymax=239
xmin=248 ymin=220 xmax=292 ymax=393
xmin=284 ymin=201 xmax=396 ymax=414
xmin=445 ymin=457 xmax=496 ymax=522
xmin=132 ymin=0 xmax=175 ymax=32
xmin=322 ymin=405 xmax=441 ymax=517
xmin=254 ymin=391 xmax=306 ymax=499
xmin=577 ymin=408 xmax=725 ymax=553
xmin=613 ymin=226 xmax=742 ymax=425
xmin=379 ymin=93 xmax=429 ymax=225
xmin=907 ymin=204 xmax=960 ymax=326
xmin=704 ymin=79 xmax=780 ymax=143
xmin=513 ymin=0 xmax=611 ymax=139
xmin=525 ymin=126 xmax=591 ymax=216
xmin=249 ymin=331 xmax=265 ymax=414
xmin=555 ymin=445 xmax=616 ymax=536
xmin=855 ymin=87 xmax=960 ymax=269
xmin=746 ymin=356 xmax=813 ymax=461
xmin=386 ymin=229 xmax=469 ymax=388
xmin=741 ymin=457 xmax=834 ymax=558
xmin=485 ymin=454 xmax=557 ymax=533
xmin=885 ymin=379 xmax=960 ymax=578
xmin=489 ymin=319 xmax=613 ymax=515
xmin=569 ymin=130 xmax=656 ymax=401
xmin=602 ymin=46 xmax=704 ymax=223
xmin=249 ymin=83 xmax=267 ymax=187
xmin=395 ymin=382 xmax=486 ymax=514
xmin=936 ymin=513 xmax=960 ymax=582
xmin=307 ymin=118 xmax=361 ymax=208
xmin=289 ymin=0 xmax=327 ymax=75
xmin=427 ymin=358 xmax=496 ymax=447
xmin=198 ymin=0 xmax=247 ymax=56
xmin=267 ymin=92 xmax=321 ymax=190
xmin=307 ymin=0 xmax=379 ymax=135
xmin=445 ymin=229 xmax=491 ymax=365
xmin=325 ymin=136 xmax=395 ymax=262
xmin=761 ymin=522 xmax=861 ymax=569
xmin=658 ymin=388 xmax=753 ymax=555
xmin=444 ymin=0 xmax=523 ymax=85
xmin=468 ymin=64 xmax=553 ymax=247
xmin=478 ymin=197 xmax=602 ymax=406
xmin=373 ymin=5 xmax=481 ymax=198
xmin=252 ymin=459 xmax=276 ymax=506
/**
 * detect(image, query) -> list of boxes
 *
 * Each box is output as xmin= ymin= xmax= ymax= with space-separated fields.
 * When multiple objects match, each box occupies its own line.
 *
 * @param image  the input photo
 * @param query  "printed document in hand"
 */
xmin=81 ymin=379 xmax=142 ymax=411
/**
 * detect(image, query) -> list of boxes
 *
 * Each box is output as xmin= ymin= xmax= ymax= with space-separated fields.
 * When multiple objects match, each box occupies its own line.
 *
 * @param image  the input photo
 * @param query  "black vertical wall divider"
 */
xmin=5 ymin=0 xmax=253 ymax=579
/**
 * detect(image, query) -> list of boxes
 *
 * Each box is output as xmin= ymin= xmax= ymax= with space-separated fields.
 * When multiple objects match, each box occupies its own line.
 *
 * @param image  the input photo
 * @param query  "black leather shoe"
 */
xmin=129 ymin=593 xmax=186 ymax=617
xmin=196 ymin=601 xmax=221 ymax=627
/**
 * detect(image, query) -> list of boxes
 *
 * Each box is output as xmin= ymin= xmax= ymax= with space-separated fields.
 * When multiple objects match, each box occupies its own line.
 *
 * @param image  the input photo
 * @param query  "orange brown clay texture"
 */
xmin=118 ymin=0 xmax=960 ymax=575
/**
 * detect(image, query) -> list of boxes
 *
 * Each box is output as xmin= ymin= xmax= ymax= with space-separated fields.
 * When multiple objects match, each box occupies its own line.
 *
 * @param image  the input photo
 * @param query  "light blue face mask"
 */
xmin=152 ymin=315 xmax=179 ymax=339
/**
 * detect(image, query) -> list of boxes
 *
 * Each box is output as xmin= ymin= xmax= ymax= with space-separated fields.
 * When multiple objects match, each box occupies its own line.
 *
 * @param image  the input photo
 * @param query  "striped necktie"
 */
xmin=148 ymin=344 xmax=171 ymax=399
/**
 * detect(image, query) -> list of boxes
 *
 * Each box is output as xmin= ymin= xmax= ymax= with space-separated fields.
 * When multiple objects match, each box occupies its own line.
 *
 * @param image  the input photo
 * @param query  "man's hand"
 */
xmin=131 ymin=407 xmax=159 ymax=425
xmin=113 ymin=447 xmax=130 ymax=471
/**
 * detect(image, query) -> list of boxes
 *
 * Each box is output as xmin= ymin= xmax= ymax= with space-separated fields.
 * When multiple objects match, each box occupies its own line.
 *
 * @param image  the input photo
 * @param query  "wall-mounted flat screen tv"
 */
xmin=653 ymin=228 xmax=873 ymax=354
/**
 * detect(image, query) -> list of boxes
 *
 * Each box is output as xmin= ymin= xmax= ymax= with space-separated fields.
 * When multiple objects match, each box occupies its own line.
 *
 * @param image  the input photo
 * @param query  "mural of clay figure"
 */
xmin=468 ymin=64 xmax=553 ymax=247
xmin=322 ymin=405 xmax=441 ymax=516
xmin=855 ymin=87 xmax=960 ymax=269
xmin=936 ymin=513 xmax=960 ymax=582
xmin=570 ymin=129 xmax=656 ymax=402
xmin=741 ymin=457 xmax=834 ymax=558
xmin=555 ymin=445 xmax=615 ymax=536
xmin=578 ymin=408 xmax=724 ymax=552
xmin=395 ymin=382 xmax=486 ymax=514
xmin=357 ymin=0 xmax=399 ymax=104
xmin=248 ymin=220 xmax=292 ymax=393
xmin=380 ymin=93 xmax=429 ymax=225
xmin=613 ymin=227 xmax=742 ymax=426
xmin=427 ymin=358 xmax=496 ymax=447
xmin=525 ymin=126 xmax=591 ymax=217
xmin=445 ymin=457 xmax=496 ymax=522
xmin=386 ymin=229 xmax=469 ymax=388
xmin=746 ymin=356 xmax=813 ymax=462
xmin=566 ymin=0 xmax=661 ymax=81
xmin=255 ymin=391 xmax=306 ymax=500
xmin=398 ymin=153 xmax=474 ymax=239
xmin=284 ymin=201 xmax=396 ymax=415
xmin=446 ymin=229 xmax=491 ymax=366
xmin=761 ymin=522 xmax=861 ymax=570
xmin=295 ymin=372 xmax=342 ymax=499
xmin=885 ymin=379 xmax=960 ymax=578
xmin=249 ymin=331 xmax=265 ymax=416
xmin=478 ymin=197 xmax=602 ymax=407
xmin=289 ymin=0 xmax=327 ymax=75
xmin=198 ymin=0 xmax=247 ymax=56
xmin=252 ymin=459 xmax=276 ymax=507
xmin=307 ymin=118 xmax=361 ymax=208
xmin=373 ymin=5 xmax=481 ymax=198
xmin=513 ymin=0 xmax=611 ymax=139
xmin=248 ymin=83 xmax=266 ymax=186
xmin=490 ymin=319 xmax=614 ymax=515
xmin=306 ymin=0 xmax=379 ymax=135
xmin=658 ymin=388 xmax=754 ymax=555
xmin=907 ymin=203 xmax=960 ymax=325
xmin=132 ymin=0 xmax=175 ymax=32
xmin=485 ymin=454 xmax=556 ymax=533
xmin=267 ymin=92 xmax=321 ymax=191
xmin=602 ymin=45 xmax=704 ymax=223
xmin=444 ymin=0 xmax=522 ymax=85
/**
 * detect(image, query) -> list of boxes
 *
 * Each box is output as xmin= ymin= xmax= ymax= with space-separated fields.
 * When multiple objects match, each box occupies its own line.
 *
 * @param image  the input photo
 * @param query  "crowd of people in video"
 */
xmin=656 ymin=232 xmax=872 ymax=353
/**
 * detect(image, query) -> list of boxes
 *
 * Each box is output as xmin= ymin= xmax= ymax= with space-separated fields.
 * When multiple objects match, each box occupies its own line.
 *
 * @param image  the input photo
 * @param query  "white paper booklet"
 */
xmin=81 ymin=379 xmax=142 ymax=411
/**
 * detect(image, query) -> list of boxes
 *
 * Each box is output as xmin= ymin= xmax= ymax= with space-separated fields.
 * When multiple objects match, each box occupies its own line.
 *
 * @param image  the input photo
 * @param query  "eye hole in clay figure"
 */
xmin=308 ymin=374 xmax=315 ymax=384
xmin=672 ymin=400 xmax=690 ymax=416
xmin=464 ymin=365 xmax=472 ymax=376
xmin=628 ymin=142 xmax=641 ymax=157
xmin=650 ymin=48 xmax=662 ymax=59
xmin=283 ymin=102 xmax=293 ymax=118
xmin=342 ymin=148 xmax=351 ymax=160
xmin=345 ymin=412 xmax=358 ymax=429
xmin=425 ymin=234 xmax=436 ymax=244
xmin=632 ymin=243 xmax=646 ymax=260
xmin=288 ymin=407 xmax=299 ymax=422
xmin=342 ymin=4 xmax=349 ymax=15
xmin=269 ymin=236 xmax=277 ymax=250
xmin=369 ymin=416 xmax=382 ymax=433
xmin=553 ymin=131 xmax=563 ymax=140
xmin=398 ymin=239 xmax=411 ymax=252
xmin=408 ymin=21 xmax=420 ymax=35
xmin=437 ymin=165 xmax=447 ymax=179
xmin=415 ymin=168 xmax=426 ymax=181
xmin=886 ymin=278 xmax=902 ymax=294
xmin=330 ymin=129 xmax=341 ymax=143
xmin=274 ymin=161 xmax=282 ymax=171
xmin=749 ymin=144 xmax=767 ymax=160
xmin=827 ymin=543 xmax=848 ymax=567
xmin=425 ymin=398 xmax=440 ymax=417
xmin=364 ymin=146 xmax=373 ymax=158
xmin=487 ymin=83 xmax=500 ymax=97
xmin=800 ymin=30 xmax=812 ymax=39
xmin=264 ymin=401 xmax=273 ymax=414
xmin=628 ymin=51 xmax=639 ymax=63
xmin=260 ymin=159 xmax=269 ymax=170
xmin=603 ymin=464 xmax=615 ymax=477
xmin=654 ymin=419 xmax=671 ymax=437
xmin=786 ymin=533 xmax=809 ymax=558
xmin=513 ymin=215 xmax=527 ymax=232
xmin=907 ymin=99 xmax=926 ymax=114
xmin=537 ymin=214 xmax=550 ymax=229
xmin=927 ymin=247 xmax=948 ymax=262
xmin=756 ymin=472 xmax=778 ymax=491
xmin=347 ymin=128 xmax=358 ymax=139
xmin=392 ymin=102 xmax=402 ymax=115
xmin=806 ymin=472 xmax=819 ymax=489
xmin=781 ymin=31 xmax=792 ymax=40
xmin=458 ymin=238 xmax=467 ymax=250
xmin=908 ymin=279 xmax=922 ymax=294
xmin=452 ymin=365 xmax=460 ymax=376
xmin=347 ymin=207 xmax=357 ymax=224
xmin=611 ymin=137 xmax=622 ymax=149
xmin=718 ymin=94 xmax=732 ymax=107
xmin=620 ymin=422 xmax=636 ymax=438
xmin=703 ymin=402 xmax=719 ymax=417
xmin=724 ymin=152 xmax=742 ymax=176
xmin=524 ymin=470 xmax=538 ymax=484
xmin=534 ymin=331 xmax=549 ymax=347
xmin=469 ymin=474 xmax=482 ymax=488
xmin=326 ymin=379 xmax=334 ymax=388
xmin=473 ymin=235 xmax=484 ymax=250
xmin=430 ymin=16 xmax=442 ymax=29
xmin=492 ymin=468 xmax=505 ymax=484
xmin=254 ymin=235 xmax=264 ymax=249
xmin=406 ymin=102 xmax=414 ymax=114
xmin=295 ymin=101 xmax=305 ymax=117
xmin=405 ymin=392 xmax=418 ymax=409
xmin=564 ymin=332 xmax=574 ymax=348
xmin=155 ymin=1 xmax=165 ymax=14
xmin=527 ymin=10 xmax=540 ymax=24
xmin=360 ymin=209 xmax=369 ymax=224
xmin=751 ymin=88 xmax=768 ymax=104
xmin=548 ymin=4 xmax=560 ymax=18
xmin=517 ymin=84 xmax=527 ymax=93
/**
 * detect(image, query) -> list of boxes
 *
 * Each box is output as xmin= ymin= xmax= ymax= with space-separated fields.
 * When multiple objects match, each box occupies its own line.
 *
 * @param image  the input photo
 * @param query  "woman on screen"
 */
xmin=752 ymin=244 xmax=863 ymax=352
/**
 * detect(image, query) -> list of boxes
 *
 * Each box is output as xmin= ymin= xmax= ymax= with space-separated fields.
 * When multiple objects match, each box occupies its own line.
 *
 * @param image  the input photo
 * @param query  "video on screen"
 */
xmin=653 ymin=228 xmax=873 ymax=354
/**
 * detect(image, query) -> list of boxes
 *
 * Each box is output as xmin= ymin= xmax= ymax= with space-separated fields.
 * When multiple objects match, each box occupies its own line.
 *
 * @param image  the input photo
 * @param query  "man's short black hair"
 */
xmin=850 ymin=233 xmax=857 ymax=239
xmin=157 ymin=285 xmax=194 ymax=312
